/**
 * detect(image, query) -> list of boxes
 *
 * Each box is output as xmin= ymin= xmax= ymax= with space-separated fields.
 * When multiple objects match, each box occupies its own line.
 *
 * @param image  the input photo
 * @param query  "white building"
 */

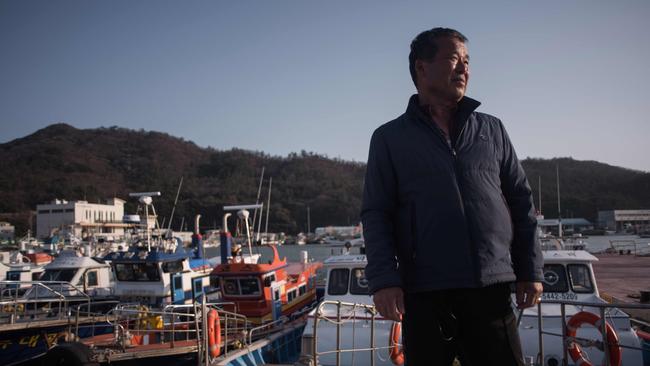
xmin=598 ymin=209 xmax=650 ymax=232
xmin=36 ymin=198 xmax=127 ymax=239
xmin=0 ymin=222 xmax=15 ymax=241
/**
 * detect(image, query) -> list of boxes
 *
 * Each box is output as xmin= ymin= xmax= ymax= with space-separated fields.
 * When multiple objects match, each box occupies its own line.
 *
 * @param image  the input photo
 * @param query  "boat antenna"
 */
xmin=252 ymin=167 xmax=265 ymax=242
xmin=556 ymin=164 xmax=562 ymax=238
xmin=538 ymin=175 xmax=542 ymax=215
xmin=264 ymin=177 xmax=272 ymax=239
xmin=167 ymin=176 xmax=184 ymax=232
xmin=129 ymin=191 xmax=161 ymax=251
xmin=238 ymin=209 xmax=254 ymax=257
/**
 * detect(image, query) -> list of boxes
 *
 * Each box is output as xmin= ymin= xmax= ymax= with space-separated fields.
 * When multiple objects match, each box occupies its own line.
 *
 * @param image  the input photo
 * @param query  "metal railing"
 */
xmin=308 ymin=300 xmax=400 ymax=366
xmin=528 ymin=299 xmax=650 ymax=366
xmin=0 ymin=280 xmax=91 ymax=324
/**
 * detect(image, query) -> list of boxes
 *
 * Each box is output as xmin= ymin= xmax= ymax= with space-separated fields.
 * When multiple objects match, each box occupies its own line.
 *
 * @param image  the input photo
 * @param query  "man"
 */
xmin=361 ymin=28 xmax=544 ymax=365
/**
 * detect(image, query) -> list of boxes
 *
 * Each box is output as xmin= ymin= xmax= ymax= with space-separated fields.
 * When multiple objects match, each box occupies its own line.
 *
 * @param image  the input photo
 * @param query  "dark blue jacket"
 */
xmin=361 ymin=95 xmax=543 ymax=294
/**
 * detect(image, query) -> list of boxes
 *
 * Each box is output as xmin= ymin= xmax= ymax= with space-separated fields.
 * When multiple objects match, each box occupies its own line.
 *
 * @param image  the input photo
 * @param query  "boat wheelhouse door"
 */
xmin=171 ymin=273 xmax=185 ymax=304
xmin=271 ymin=283 xmax=282 ymax=321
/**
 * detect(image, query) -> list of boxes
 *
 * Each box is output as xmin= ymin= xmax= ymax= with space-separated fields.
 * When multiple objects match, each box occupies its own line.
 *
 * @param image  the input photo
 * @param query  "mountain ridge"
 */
xmin=1 ymin=123 xmax=648 ymax=236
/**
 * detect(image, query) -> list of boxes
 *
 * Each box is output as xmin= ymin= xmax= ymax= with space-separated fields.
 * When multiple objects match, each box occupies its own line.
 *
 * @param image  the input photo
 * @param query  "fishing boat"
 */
xmin=0 ymin=279 xmax=116 ymax=366
xmin=0 ymin=250 xmax=52 ymax=289
xmin=517 ymin=250 xmax=649 ymax=366
xmin=37 ymin=247 xmax=114 ymax=298
xmin=296 ymin=248 xmax=650 ymax=366
xmin=296 ymin=252 xmax=400 ymax=366
xmin=211 ymin=245 xmax=321 ymax=325
xmin=210 ymin=205 xmax=321 ymax=325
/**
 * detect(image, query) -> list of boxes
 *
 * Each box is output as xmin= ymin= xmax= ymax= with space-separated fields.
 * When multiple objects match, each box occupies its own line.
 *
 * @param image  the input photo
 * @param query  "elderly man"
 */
xmin=361 ymin=27 xmax=543 ymax=365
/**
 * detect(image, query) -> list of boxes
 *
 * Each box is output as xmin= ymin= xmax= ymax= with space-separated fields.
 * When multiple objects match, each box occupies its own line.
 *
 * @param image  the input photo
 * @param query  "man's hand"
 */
xmin=373 ymin=287 xmax=405 ymax=322
xmin=516 ymin=281 xmax=543 ymax=309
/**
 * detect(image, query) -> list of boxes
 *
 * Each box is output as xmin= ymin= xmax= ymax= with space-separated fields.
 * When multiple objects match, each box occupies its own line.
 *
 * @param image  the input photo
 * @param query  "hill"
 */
xmin=1 ymin=124 xmax=648 ymax=236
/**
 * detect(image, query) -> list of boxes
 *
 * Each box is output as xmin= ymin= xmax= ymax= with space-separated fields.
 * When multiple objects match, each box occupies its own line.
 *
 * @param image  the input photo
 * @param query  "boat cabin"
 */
xmin=105 ymin=244 xmax=215 ymax=307
xmin=211 ymin=246 xmax=321 ymax=324
xmin=38 ymin=250 xmax=114 ymax=297
xmin=319 ymin=254 xmax=370 ymax=304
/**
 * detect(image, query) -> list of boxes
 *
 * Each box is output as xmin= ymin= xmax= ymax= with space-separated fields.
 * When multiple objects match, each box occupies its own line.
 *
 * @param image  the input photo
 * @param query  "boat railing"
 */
xmin=607 ymin=239 xmax=650 ymax=256
xmin=305 ymin=299 xmax=395 ymax=366
xmin=529 ymin=299 xmax=650 ymax=366
xmin=0 ymin=280 xmax=91 ymax=324
xmin=248 ymin=315 xmax=289 ymax=344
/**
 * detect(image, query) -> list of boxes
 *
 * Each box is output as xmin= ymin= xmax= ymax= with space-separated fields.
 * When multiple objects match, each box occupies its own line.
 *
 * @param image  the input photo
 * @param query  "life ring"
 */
xmin=565 ymin=311 xmax=622 ymax=366
xmin=389 ymin=321 xmax=404 ymax=365
xmin=207 ymin=309 xmax=222 ymax=358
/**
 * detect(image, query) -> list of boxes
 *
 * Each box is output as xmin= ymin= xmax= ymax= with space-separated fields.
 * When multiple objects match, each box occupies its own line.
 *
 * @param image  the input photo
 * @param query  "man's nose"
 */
xmin=455 ymin=61 xmax=468 ymax=73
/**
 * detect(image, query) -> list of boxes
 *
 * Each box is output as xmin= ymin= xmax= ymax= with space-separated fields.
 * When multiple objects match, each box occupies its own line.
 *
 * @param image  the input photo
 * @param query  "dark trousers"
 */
xmin=402 ymin=283 xmax=524 ymax=366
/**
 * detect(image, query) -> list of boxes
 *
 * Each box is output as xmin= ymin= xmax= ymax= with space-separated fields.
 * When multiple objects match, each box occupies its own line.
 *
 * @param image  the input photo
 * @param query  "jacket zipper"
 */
xmin=424 ymin=118 xmax=480 ymax=285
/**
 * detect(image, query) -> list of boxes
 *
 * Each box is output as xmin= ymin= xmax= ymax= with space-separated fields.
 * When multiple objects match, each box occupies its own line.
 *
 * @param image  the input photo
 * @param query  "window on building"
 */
xmin=64 ymin=208 xmax=74 ymax=213
xmin=327 ymin=268 xmax=349 ymax=295
xmin=38 ymin=210 xmax=50 ymax=214
xmin=52 ymin=209 xmax=63 ymax=213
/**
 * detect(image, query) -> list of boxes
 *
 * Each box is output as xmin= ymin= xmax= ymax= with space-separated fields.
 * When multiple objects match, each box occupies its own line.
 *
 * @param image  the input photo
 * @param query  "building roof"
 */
xmin=538 ymin=218 xmax=592 ymax=226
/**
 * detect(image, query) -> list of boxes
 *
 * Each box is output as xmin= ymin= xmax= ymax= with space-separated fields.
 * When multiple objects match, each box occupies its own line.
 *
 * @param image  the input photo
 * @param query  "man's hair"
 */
xmin=408 ymin=27 xmax=468 ymax=86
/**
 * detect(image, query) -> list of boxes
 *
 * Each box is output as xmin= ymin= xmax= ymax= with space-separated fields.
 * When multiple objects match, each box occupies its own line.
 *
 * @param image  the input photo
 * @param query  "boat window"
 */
xmin=541 ymin=264 xmax=569 ymax=293
xmin=41 ymin=269 xmax=77 ymax=282
xmin=240 ymin=278 xmax=261 ymax=295
xmin=162 ymin=260 xmax=184 ymax=273
xmin=114 ymin=263 xmax=161 ymax=281
xmin=287 ymin=289 xmax=297 ymax=302
xmin=223 ymin=278 xmax=240 ymax=296
xmin=32 ymin=272 xmax=41 ymax=281
xmin=7 ymin=271 xmax=21 ymax=281
xmin=567 ymin=264 xmax=594 ymax=293
xmin=263 ymin=273 xmax=276 ymax=287
xmin=298 ymin=284 xmax=306 ymax=296
xmin=349 ymin=268 xmax=369 ymax=295
xmin=86 ymin=271 xmax=98 ymax=287
xmin=328 ymin=268 xmax=349 ymax=295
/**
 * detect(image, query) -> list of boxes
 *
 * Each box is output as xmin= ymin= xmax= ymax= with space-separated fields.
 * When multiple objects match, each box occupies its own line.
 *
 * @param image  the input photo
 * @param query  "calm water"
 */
xmin=205 ymin=235 xmax=648 ymax=263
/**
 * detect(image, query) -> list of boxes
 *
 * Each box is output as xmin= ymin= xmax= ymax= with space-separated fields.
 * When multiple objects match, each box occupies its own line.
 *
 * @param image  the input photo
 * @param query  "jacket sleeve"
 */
xmin=361 ymin=128 xmax=403 ymax=294
xmin=497 ymin=121 xmax=544 ymax=283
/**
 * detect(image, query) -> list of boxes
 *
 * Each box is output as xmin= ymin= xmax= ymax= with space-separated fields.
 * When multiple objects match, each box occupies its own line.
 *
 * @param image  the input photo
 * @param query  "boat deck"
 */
xmin=592 ymin=253 xmax=650 ymax=321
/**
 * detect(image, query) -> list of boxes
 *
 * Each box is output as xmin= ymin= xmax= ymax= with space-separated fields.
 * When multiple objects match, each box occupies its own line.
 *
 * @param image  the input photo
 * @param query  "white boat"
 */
xmin=37 ymin=248 xmax=114 ymax=297
xmin=296 ymin=249 xmax=650 ymax=366
xmin=517 ymin=250 xmax=646 ymax=365
xmin=297 ymin=253 xmax=398 ymax=366
xmin=0 ymin=251 xmax=52 ymax=287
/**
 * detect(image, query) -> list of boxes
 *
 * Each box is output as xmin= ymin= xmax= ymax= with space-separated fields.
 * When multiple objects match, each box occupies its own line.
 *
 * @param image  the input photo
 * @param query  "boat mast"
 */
xmin=264 ymin=177 xmax=272 ymax=240
xmin=538 ymin=176 xmax=542 ymax=215
xmin=252 ymin=167 xmax=265 ymax=242
xmin=556 ymin=164 xmax=562 ymax=238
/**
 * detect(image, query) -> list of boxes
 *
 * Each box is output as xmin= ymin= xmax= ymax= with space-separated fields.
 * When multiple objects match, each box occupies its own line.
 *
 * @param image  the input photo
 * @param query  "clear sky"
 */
xmin=1 ymin=0 xmax=648 ymax=172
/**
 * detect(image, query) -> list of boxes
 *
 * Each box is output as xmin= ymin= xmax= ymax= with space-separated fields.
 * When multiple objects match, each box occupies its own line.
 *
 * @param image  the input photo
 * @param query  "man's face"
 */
xmin=416 ymin=37 xmax=470 ymax=102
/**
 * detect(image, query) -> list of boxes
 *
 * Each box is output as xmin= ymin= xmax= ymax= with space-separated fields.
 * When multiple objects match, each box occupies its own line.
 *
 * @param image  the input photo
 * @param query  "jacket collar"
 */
xmin=406 ymin=94 xmax=481 ymax=125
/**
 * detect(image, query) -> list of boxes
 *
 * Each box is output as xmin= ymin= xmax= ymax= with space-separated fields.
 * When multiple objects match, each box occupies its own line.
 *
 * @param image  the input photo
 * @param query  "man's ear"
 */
xmin=414 ymin=59 xmax=427 ymax=82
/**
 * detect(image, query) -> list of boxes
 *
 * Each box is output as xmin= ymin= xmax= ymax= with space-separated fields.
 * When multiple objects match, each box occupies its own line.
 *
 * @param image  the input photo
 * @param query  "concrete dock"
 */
xmin=592 ymin=253 xmax=650 ymax=322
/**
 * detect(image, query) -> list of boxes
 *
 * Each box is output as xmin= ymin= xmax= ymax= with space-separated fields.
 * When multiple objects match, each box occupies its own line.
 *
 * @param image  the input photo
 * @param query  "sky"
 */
xmin=1 ymin=0 xmax=649 ymax=172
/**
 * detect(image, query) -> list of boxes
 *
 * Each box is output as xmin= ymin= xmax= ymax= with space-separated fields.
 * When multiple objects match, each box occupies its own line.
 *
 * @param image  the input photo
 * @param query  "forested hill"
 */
xmin=1 ymin=123 xmax=648 ymax=235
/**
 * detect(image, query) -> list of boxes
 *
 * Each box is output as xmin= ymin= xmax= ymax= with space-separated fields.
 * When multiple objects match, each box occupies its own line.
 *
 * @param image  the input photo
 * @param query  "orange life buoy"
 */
xmin=207 ymin=309 xmax=222 ymax=358
xmin=565 ymin=311 xmax=621 ymax=366
xmin=389 ymin=321 xmax=405 ymax=365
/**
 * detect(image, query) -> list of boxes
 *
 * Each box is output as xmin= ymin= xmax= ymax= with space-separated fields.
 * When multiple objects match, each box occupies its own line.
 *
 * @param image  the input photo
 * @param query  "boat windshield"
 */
xmin=40 ymin=269 xmax=77 ymax=282
xmin=542 ymin=263 xmax=594 ymax=294
xmin=328 ymin=267 xmax=369 ymax=295
xmin=349 ymin=268 xmax=369 ymax=295
xmin=222 ymin=277 xmax=261 ymax=296
xmin=114 ymin=262 xmax=161 ymax=281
